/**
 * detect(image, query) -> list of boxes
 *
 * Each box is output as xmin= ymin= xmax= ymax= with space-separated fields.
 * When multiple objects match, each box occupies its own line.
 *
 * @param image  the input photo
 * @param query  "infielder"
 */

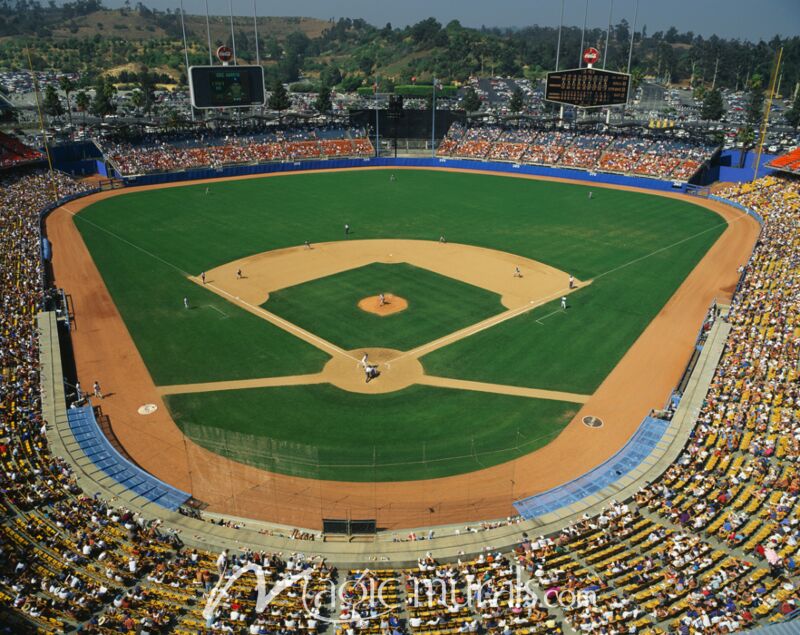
xmin=201 ymin=271 xmax=206 ymax=284
xmin=379 ymin=293 xmax=386 ymax=306
xmin=561 ymin=296 xmax=567 ymax=310
xmin=569 ymin=274 xmax=575 ymax=289
xmin=514 ymin=266 xmax=522 ymax=278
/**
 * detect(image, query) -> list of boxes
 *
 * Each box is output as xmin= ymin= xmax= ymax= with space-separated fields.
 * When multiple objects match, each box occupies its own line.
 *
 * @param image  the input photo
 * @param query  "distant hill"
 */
xmin=0 ymin=1 xmax=796 ymax=103
xmin=40 ymin=9 xmax=330 ymax=43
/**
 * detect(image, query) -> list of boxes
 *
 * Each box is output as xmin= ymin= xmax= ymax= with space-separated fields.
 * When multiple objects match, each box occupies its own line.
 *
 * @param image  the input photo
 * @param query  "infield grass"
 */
xmin=265 ymin=262 xmax=504 ymax=351
xmin=167 ymin=384 xmax=579 ymax=481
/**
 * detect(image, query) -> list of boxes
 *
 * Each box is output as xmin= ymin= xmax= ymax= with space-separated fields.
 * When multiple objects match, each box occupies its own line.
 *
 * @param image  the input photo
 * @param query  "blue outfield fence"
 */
xmin=513 ymin=416 xmax=671 ymax=520
xmin=67 ymin=405 xmax=190 ymax=510
xmin=122 ymin=156 xmax=690 ymax=193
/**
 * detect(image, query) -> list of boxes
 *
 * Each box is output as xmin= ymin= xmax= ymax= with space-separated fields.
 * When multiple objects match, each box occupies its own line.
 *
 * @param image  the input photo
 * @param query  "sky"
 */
xmin=94 ymin=0 xmax=800 ymax=42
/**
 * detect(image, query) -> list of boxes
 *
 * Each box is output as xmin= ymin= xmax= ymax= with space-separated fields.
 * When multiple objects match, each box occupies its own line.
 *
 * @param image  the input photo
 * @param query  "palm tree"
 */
xmin=131 ymin=89 xmax=145 ymax=117
xmin=59 ymin=76 xmax=75 ymax=128
xmin=75 ymin=91 xmax=89 ymax=127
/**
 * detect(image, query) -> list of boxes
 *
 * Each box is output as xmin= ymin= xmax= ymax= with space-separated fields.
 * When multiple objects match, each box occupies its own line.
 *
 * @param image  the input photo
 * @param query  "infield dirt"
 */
xmin=48 ymin=167 xmax=760 ymax=530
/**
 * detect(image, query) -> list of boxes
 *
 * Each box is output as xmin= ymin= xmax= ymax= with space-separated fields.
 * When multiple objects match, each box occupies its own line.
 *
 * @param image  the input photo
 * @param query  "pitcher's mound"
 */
xmin=358 ymin=294 xmax=408 ymax=317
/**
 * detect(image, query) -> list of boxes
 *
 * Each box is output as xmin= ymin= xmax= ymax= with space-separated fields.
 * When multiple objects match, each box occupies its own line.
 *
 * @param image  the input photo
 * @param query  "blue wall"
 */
xmin=718 ymin=149 xmax=777 ymax=183
xmin=124 ymin=157 xmax=689 ymax=193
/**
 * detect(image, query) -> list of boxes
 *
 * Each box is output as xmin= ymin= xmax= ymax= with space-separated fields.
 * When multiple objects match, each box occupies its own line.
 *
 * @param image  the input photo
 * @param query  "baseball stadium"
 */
xmin=2 ymin=1 xmax=800 ymax=633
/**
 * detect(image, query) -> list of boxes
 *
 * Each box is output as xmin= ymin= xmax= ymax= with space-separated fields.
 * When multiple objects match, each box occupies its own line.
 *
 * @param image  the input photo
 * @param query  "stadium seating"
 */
xmin=2 ymin=160 xmax=799 ymax=632
xmin=436 ymin=124 xmax=717 ymax=181
xmin=99 ymin=127 xmax=375 ymax=176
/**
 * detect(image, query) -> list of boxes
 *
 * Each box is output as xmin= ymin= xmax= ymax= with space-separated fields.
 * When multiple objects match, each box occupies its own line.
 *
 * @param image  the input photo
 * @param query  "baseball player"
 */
xmin=236 ymin=268 xmax=242 ymax=279
xmin=304 ymin=240 xmax=312 ymax=249
xmin=379 ymin=293 xmax=386 ymax=306
xmin=201 ymin=271 xmax=206 ymax=285
xmin=588 ymin=191 xmax=593 ymax=199
xmin=360 ymin=353 xmax=369 ymax=368
xmin=344 ymin=223 xmax=350 ymax=237
xmin=205 ymin=186 xmax=210 ymax=195
xmin=561 ymin=296 xmax=567 ymax=310
xmin=93 ymin=381 xmax=103 ymax=400
xmin=439 ymin=235 xmax=446 ymax=243
xmin=569 ymin=274 xmax=575 ymax=289
xmin=514 ymin=266 xmax=522 ymax=278
xmin=389 ymin=173 xmax=397 ymax=182
xmin=75 ymin=381 xmax=82 ymax=401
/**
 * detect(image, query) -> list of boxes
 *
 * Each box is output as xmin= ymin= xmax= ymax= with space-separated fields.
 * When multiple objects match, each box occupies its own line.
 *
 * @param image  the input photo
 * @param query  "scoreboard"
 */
xmin=189 ymin=66 xmax=266 ymax=109
xmin=545 ymin=67 xmax=631 ymax=108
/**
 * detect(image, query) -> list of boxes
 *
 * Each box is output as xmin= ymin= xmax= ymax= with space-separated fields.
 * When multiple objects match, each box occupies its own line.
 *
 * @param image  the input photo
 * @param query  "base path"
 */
xmin=47 ymin=167 xmax=760 ymax=531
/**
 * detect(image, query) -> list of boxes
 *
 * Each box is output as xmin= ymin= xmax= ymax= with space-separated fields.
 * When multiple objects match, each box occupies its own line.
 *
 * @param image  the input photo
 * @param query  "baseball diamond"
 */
xmin=45 ymin=166 xmax=758 ymax=527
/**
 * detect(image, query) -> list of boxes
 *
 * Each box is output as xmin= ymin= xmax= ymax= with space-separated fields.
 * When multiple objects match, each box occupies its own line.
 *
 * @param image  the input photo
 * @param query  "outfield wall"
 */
xmin=122 ymin=157 xmax=690 ymax=193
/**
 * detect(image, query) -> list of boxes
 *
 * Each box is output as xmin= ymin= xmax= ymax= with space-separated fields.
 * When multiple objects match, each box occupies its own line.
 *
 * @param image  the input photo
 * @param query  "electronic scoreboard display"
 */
xmin=189 ymin=66 xmax=266 ymax=109
xmin=545 ymin=67 xmax=631 ymax=108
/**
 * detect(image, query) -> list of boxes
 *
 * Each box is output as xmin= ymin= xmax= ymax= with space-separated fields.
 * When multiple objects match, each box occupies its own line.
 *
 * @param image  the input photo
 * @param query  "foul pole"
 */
xmin=752 ymin=47 xmax=783 ymax=182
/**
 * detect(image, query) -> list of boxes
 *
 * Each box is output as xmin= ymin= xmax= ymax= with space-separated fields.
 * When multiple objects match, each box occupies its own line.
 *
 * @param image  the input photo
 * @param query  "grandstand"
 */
xmin=767 ymin=148 xmax=800 ymax=175
xmin=1 ymin=136 xmax=798 ymax=631
xmin=96 ymin=127 xmax=374 ymax=176
xmin=436 ymin=124 xmax=718 ymax=182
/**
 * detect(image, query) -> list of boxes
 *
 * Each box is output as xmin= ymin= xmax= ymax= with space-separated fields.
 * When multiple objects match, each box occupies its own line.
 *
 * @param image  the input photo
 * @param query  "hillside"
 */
xmin=0 ymin=1 xmax=797 ymax=99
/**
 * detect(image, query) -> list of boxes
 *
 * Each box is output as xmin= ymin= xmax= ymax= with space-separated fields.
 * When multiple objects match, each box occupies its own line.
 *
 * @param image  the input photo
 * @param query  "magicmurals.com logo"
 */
xmin=202 ymin=564 xmax=597 ymax=624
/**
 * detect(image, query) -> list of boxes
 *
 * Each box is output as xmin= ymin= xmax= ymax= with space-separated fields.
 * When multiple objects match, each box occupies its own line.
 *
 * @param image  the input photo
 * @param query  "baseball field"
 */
xmin=71 ymin=168 xmax=726 ymax=483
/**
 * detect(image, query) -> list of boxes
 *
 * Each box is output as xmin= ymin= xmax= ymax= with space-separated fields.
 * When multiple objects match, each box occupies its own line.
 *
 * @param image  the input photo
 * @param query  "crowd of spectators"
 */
xmin=98 ymin=127 xmax=374 ymax=176
xmin=1 ymin=158 xmax=798 ymax=633
xmin=436 ymin=124 xmax=717 ymax=181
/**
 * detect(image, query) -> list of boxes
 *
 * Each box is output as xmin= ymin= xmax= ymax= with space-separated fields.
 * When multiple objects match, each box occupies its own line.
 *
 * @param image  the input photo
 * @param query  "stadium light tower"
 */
xmin=579 ymin=0 xmax=589 ymax=67
xmin=627 ymin=0 xmax=638 ymax=74
xmin=205 ymin=0 xmax=213 ymax=64
xmin=375 ymin=74 xmax=380 ymax=158
xmin=229 ymin=0 xmax=238 ymax=63
xmin=179 ymin=0 xmax=194 ymax=121
xmin=603 ymin=0 xmax=613 ymax=69
xmin=555 ymin=0 xmax=565 ymax=71
xmin=431 ymin=76 xmax=436 ymax=157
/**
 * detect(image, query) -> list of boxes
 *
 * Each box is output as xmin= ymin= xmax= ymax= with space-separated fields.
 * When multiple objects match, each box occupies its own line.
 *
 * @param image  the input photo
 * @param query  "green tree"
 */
xmin=43 ymin=84 xmax=64 ymax=120
xmin=701 ymin=88 xmax=724 ymax=121
xmin=746 ymin=75 xmax=764 ymax=126
xmin=59 ymin=75 xmax=74 ymax=127
xmin=90 ymin=77 xmax=116 ymax=119
xmin=75 ymin=90 xmax=89 ymax=126
xmin=462 ymin=86 xmax=481 ymax=113
xmin=785 ymin=91 xmax=800 ymax=129
xmin=268 ymin=79 xmax=291 ymax=114
xmin=137 ymin=72 xmax=156 ymax=114
xmin=314 ymin=84 xmax=332 ymax=114
xmin=320 ymin=64 xmax=342 ymax=88
xmin=736 ymin=125 xmax=755 ymax=168
xmin=508 ymin=86 xmax=524 ymax=114
xmin=130 ymin=88 xmax=145 ymax=114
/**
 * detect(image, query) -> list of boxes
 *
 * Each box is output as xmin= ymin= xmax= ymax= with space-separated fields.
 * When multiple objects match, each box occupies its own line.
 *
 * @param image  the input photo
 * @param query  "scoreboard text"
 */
xmin=545 ymin=67 xmax=631 ymax=108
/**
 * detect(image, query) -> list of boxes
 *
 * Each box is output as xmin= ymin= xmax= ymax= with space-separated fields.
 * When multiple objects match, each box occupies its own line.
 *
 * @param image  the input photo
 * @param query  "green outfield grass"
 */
xmin=265 ymin=262 xmax=504 ymax=351
xmin=75 ymin=168 xmax=727 ymax=480
xmin=167 ymin=385 xmax=578 ymax=481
